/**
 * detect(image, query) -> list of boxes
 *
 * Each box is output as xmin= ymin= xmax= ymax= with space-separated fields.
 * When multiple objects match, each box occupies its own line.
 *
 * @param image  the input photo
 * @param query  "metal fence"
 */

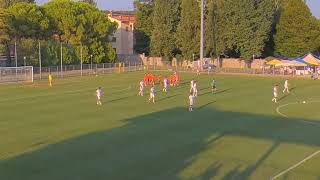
xmin=33 ymin=62 xmax=145 ymax=80
xmin=143 ymin=63 xmax=315 ymax=78
xmin=18 ymin=61 xmax=317 ymax=82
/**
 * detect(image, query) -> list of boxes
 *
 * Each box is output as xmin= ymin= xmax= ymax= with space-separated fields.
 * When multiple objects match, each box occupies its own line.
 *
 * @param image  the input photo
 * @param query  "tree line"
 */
xmin=0 ymin=0 xmax=116 ymax=66
xmin=134 ymin=0 xmax=320 ymax=63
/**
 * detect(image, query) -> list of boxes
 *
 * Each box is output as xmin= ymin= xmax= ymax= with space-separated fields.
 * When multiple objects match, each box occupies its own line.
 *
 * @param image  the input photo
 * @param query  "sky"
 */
xmin=36 ymin=0 xmax=319 ymax=18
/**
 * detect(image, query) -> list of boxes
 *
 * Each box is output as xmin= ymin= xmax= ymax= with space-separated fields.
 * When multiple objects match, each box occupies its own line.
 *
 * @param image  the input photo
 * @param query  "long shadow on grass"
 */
xmin=278 ymin=94 xmax=289 ymax=102
xmin=199 ymin=89 xmax=231 ymax=96
xmin=157 ymin=94 xmax=181 ymax=102
xmin=108 ymin=94 xmax=136 ymax=103
xmin=1 ymin=107 xmax=320 ymax=180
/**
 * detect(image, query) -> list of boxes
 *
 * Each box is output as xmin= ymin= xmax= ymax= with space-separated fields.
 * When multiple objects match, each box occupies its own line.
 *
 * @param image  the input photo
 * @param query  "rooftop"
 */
xmin=107 ymin=11 xmax=136 ymax=24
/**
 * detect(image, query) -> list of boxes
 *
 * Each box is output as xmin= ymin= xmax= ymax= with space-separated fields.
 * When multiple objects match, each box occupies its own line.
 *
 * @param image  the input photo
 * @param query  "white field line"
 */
xmin=276 ymin=102 xmax=298 ymax=118
xmin=0 ymin=85 xmax=133 ymax=104
xmin=276 ymin=100 xmax=320 ymax=126
xmin=271 ymin=150 xmax=320 ymax=180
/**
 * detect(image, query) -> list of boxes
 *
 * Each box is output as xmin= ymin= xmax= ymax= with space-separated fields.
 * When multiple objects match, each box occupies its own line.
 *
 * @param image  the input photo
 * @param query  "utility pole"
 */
xmin=200 ymin=0 xmax=205 ymax=71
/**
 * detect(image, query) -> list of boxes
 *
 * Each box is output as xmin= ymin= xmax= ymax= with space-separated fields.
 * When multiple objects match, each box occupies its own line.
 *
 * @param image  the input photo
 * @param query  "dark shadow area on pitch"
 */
xmin=1 ymin=107 xmax=320 ymax=180
xmin=221 ymin=142 xmax=279 ymax=180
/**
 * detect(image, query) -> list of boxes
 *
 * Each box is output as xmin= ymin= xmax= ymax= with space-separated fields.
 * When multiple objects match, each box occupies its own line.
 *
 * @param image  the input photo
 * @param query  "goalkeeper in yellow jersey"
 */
xmin=48 ymin=73 xmax=53 ymax=87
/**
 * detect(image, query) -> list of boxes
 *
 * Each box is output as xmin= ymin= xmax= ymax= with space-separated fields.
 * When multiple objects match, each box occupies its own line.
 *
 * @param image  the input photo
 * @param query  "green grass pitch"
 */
xmin=0 ymin=71 xmax=320 ymax=180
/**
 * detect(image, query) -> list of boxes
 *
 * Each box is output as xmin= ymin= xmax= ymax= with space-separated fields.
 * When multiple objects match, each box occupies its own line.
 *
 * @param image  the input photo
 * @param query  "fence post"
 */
xmin=95 ymin=64 xmax=98 ymax=75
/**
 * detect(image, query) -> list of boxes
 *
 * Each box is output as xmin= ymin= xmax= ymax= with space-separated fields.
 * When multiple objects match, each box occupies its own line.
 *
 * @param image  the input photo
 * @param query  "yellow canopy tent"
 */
xmin=266 ymin=59 xmax=283 ymax=65
xmin=266 ymin=59 xmax=282 ymax=75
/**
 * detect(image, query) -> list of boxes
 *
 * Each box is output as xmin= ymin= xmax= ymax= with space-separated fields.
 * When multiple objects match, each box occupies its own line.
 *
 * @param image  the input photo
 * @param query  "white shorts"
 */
xmin=97 ymin=96 xmax=101 ymax=100
xmin=150 ymin=94 xmax=155 ymax=98
xmin=274 ymin=93 xmax=278 ymax=98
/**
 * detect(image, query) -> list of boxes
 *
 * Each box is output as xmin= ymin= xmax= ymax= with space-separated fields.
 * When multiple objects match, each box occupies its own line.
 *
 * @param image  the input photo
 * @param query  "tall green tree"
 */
xmin=134 ymin=1 xmax=153 ymax=55
xmin=237 ymin=0 xmax=275 ymax=61
xmin=0 ymin=8 xmax=11 ymax=66
xmin=6 ymin=2 xmax=50 ymax=65
xmin=44 ymin=0 xmax=117 ymax=63
xmin=175 ymin=0 xmax=200 ymax=60
xmin=205 ymin=0 xmax=274 ymax=62
xmin=78 ymin=0 xmax=96 ymax=5
xmin=0 ymin=0 xmax=34 ymax=8
xmin=7 ymin=2 xmax=50 ymax=39
xmin=205 ymin=0 xmax=216 ymax=58
xmin=274 ymin=0 xmax=320 ymax=57
xmin=0 ymin=8 xmax=10 ymax=43
xmin=150 ymin=0 xmax=180 ymax=59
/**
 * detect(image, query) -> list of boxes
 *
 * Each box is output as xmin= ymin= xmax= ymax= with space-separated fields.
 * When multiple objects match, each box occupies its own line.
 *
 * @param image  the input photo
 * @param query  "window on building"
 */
xmin=112 ymin=37 xmax=116 ymax=42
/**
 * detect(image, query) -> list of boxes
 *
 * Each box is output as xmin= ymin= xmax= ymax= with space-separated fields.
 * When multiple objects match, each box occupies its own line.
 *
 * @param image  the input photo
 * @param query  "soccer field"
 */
xmin=0 ymin=71 xmax=320 ymax=180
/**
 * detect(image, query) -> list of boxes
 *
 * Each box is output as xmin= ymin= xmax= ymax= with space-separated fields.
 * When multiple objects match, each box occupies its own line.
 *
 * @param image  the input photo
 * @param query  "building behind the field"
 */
xmin=107 ymin=11 xmax=136 ymax=56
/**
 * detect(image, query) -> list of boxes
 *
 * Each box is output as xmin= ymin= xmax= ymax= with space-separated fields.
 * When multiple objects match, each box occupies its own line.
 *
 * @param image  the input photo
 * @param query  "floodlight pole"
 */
xmin=60 ymin=42 xmax=63 ymax=77
xmin=200 ymin=0 xmax=205 ymax=71
xmin=15 ymin=40 xmax=18 ymax=80
xmin=39 ymin=41 xmax=42 ymax=80
xmin=24 ymin=56 xmax=26 ymax=79
xmin=80 ymin=43 xmax=83 ymax=76
xmin=90 ymin=54 xmax=93 ymax=74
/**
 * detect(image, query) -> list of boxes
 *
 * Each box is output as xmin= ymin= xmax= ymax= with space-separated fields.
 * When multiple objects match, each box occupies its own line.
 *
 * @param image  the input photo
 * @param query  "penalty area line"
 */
xmin=276 ymin=102 xmax=298 ymax=118
xmin=271 ymin=150 xmax=320 ymax=180
xmin=276 ymin=101 xmax=320 ymax=126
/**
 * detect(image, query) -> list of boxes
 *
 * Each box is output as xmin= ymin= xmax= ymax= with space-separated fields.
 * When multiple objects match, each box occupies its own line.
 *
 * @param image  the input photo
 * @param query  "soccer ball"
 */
xmin=302 ymin=101 xmax=306 ymax=104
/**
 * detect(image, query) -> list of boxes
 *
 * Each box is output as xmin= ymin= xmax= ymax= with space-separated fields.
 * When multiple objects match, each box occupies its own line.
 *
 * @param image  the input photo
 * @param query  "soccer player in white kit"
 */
xmin=283 ymin=79 xmax=290 ymax=93
xmin=149 ymin=85 xmax=156 ymax=103
xmin=139 ymin=80 xmax=144 ymax=96
xmin=190 ymin=80 xmax=194 ymax=93
xmin=193 ymin=80 xmax=198 ymax=97
xmin=272 ymin=85 xmax=278 ymax=103
xmin=163 ymin=77 xmax=168 ymax=92
xmin=96 ymin=87 xmax=102 ymax=105
xmin=189 ymin=92 xmax=195 ymax=112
